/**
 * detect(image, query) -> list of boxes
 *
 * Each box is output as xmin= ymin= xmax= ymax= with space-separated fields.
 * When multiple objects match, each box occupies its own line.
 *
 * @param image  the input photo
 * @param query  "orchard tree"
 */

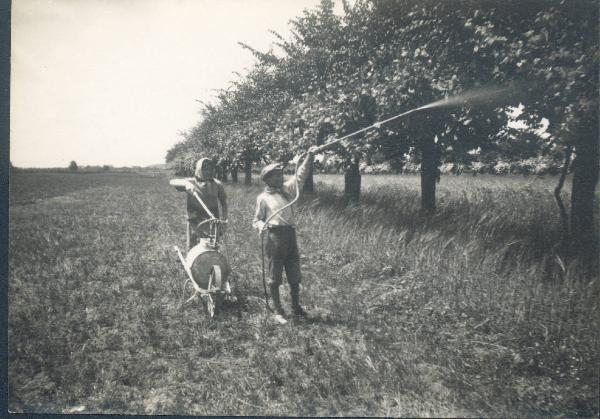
xmin=455 ymin=0 xmax=599 ymax=264
xmin=348 ymin=0 xmax=597 ymax=240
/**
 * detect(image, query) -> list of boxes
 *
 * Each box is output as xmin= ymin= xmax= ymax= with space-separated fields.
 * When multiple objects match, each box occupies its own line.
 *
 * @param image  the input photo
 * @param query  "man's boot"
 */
xmin=270 ymin=284 xmax=286 ymax=317
xmin=290 ymin=283 xmax=307 ymax=317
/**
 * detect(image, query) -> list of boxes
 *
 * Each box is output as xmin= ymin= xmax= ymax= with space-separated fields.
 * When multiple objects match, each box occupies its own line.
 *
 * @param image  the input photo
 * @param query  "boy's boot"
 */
xmin=270 ymin=285 xmax=286 ymax=317
xmin=290 ymin=283 xmax=307 ymax=317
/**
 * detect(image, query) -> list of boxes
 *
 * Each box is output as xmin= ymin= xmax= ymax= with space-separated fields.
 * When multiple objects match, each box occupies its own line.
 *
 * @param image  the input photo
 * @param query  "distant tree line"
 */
xmin=9 ymin=162 xmax=158 ymax=174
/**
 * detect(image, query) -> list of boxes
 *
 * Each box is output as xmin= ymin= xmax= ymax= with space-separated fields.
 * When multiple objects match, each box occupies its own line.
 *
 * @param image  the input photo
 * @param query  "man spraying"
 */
xmin=175 ymin=158 xmax=228 ymax=250
xmin=253 ymin=146 xmax=318 ymax=320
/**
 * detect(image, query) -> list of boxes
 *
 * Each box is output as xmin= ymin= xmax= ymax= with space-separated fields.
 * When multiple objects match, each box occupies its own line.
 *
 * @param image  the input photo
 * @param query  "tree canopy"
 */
xmin=169 ymin=0 xmax=596 ymax=170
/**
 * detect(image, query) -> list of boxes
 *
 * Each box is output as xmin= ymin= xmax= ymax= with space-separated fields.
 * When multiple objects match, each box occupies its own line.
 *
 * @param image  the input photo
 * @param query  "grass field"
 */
xmin=8 ymin=171 xmax=599 ymax=416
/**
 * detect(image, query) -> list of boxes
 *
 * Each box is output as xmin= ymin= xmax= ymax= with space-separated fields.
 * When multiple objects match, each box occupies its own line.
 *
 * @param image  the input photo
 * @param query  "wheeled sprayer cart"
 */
xmin=169 ymin=178 xmax=235 ymax=317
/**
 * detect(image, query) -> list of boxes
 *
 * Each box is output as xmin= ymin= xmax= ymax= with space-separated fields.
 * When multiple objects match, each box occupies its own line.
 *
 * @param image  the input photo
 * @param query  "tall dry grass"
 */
xmin=294 ymin=174 xmax=599 ymax=415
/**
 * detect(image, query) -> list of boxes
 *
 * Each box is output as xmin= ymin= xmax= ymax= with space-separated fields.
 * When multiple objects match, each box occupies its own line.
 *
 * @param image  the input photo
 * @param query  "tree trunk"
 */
xmin=231 ymin=165 xmax=238 ymax=183
xmin=554 ymin=146 xmax=572 ymax=249
xmin=304 ymin=163 xmax=315 ymax=193
xmin=214 ymin=162 xmax=223 ymax=181
xmin=221 ymin=161 xmax=228 ymax=183
xmin=420 ymin=135 xmax=437 ymax=213
xmin=303 ymin=126 xmax=328 ymax=193
xmin=570 ymin=116 xmax=599 ymax=270
xmin=344 ymin=157 xmax=361 ymax=203
xmin=244 ymin=159 xmax=252 ymax=185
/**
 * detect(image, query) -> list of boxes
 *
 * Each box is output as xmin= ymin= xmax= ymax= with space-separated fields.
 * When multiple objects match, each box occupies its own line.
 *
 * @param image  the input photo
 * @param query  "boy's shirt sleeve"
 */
xmin=283 ymin=154 xmax=314 ymax=196
xmin=252 ymin=195 xmax=266 ymax=231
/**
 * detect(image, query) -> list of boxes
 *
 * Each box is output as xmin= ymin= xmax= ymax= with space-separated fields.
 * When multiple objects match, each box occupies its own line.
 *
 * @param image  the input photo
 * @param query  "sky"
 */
xmin=11 ymin=0 xmax=343 ymax=168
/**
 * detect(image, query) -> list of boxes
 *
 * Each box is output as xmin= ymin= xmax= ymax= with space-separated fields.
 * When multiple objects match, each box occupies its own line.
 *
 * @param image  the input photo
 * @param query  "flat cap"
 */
xmin=260 ymin=163 xmax=283 ymax=181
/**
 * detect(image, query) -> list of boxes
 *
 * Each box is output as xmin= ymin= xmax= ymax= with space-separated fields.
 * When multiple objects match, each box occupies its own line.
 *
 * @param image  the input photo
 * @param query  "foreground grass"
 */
xmin=8 ymin=172 xmax=599 ymax=416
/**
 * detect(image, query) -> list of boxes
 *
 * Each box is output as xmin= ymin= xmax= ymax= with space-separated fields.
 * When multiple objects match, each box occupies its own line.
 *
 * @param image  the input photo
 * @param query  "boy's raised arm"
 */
xmin=283 ymin=147 xmax=318 ymax=196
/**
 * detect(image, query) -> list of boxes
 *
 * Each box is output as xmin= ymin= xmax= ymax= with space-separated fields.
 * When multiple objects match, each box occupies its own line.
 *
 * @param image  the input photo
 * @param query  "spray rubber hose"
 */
xmin=260 ymin=232 xmax=271 ymax=311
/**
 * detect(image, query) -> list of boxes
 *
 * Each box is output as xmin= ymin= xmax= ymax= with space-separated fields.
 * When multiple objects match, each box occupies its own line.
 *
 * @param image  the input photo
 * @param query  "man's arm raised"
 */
xmin=283 ymin=146 xmax=319 ymax=196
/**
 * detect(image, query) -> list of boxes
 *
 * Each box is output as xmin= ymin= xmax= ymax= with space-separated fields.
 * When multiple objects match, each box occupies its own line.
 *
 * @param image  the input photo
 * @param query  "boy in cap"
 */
xmin=253 ymin=147 xmax=318 ymax=318
xmin=176 ymin=158 xmax=228 ymax=250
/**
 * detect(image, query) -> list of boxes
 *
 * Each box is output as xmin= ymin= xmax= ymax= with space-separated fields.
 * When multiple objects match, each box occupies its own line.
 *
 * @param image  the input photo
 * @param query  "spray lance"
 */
xmin=263 ymin=84 xmax=514 ymax=225
xmin=261 ymin=102 xmax=433 ymax=227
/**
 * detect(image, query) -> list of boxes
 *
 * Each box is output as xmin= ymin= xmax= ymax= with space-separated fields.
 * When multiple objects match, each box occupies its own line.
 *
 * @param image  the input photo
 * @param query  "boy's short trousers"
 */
xmin=265 ymin=225 xmax=301 ymax=286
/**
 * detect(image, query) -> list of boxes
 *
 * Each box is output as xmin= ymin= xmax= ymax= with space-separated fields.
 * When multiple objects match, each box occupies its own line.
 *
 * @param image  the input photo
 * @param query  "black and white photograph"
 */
xmin=7 ymin=0 xmax=599 ymax=416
